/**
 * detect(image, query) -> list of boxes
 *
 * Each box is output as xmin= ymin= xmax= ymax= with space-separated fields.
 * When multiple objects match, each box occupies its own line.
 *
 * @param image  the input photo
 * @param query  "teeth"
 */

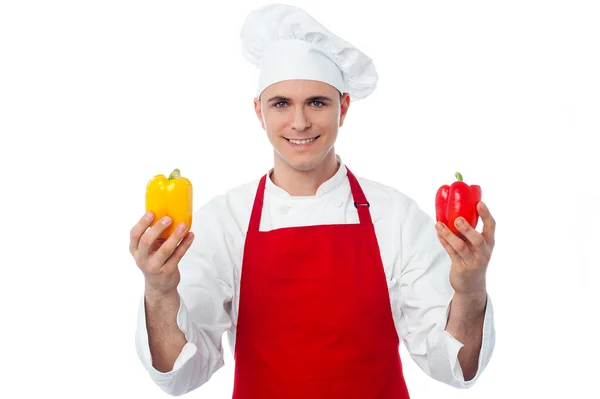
xmin=289 ymin=137 xmax=316 ymax=145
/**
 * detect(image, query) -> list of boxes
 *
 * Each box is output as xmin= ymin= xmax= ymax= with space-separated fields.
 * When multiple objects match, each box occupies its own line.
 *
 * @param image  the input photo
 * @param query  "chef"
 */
xmin=130 ymin=4 xmax=496 ymax=398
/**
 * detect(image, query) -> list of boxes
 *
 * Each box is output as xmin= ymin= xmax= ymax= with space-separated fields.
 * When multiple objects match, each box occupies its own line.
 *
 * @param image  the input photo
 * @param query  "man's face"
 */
xmin=254 ymin=80 xmax=350 ymax=172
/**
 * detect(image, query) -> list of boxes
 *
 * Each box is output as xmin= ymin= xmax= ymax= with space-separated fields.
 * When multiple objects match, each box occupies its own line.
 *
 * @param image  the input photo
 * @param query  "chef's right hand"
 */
xmin=129 ymin=212 xmax=195 ymax=296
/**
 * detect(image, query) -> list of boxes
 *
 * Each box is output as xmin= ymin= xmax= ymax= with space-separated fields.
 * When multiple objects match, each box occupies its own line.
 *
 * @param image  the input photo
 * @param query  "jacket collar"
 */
xmin=265 ymin=155 xmax=347 ymax=198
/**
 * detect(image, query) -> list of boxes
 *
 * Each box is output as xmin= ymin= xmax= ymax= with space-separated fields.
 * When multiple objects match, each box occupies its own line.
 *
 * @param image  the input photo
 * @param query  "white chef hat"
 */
xmin=240 ymin=3 xmax=378 ymax=101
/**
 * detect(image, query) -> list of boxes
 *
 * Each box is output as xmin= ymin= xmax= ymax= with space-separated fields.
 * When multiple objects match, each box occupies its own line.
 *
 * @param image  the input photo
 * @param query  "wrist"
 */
xmin=453 ymin=275 xmax=487 ymax=303
xmin=454 ymin=289 xmax=487 ymax=304
xmin=144 ymin=285 xmax=179 ymax=308
xmin=450 ymin=291 xmax=487 ymax=321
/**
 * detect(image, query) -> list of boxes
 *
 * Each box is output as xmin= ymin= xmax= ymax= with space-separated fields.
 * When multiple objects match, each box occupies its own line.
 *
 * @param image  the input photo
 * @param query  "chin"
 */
xmin=273 ymin=136 xmax=336 ymax=172
xmin=282 ymin=151 xmax=331 ymax=172
xmin=289 ymin=160 xmax=320 ymax=172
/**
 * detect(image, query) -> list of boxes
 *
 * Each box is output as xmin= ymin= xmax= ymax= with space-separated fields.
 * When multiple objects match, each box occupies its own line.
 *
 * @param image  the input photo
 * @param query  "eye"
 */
xmin=311 ymin=101 xmax=325 ymax=107
xmin=273 ymin=101 xmax=288 ymax=108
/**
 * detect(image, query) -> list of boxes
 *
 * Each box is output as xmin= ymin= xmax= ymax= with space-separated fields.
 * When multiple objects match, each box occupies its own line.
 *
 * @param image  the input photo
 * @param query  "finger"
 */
xmin=137 ymin=216 xmax=173 ymax=260
xmin=437 ymin=232 xmax=463 ymax=266
xmin=436 ymin=221 xmax=473 ymax=265
xmin=151 ymin=222 xmax=189 ymax=267
xmin=149 ymin=238 xmax=167 ymax=255
xmin=129 ymin=212 xmax=155 ymax=254
xmin=477 ymin=201 xmax=496 ymax=247
xmin=163 ymin=232 xmax=195 ymax=274
xmin=453 ymin=217 xmax=487 ymax=252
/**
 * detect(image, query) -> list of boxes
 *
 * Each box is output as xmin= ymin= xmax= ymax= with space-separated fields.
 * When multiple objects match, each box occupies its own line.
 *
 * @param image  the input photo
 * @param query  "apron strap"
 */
xmin=248 ymin=174 xmax=268 ymax=233
xmin=345 ymin=167 xmax=373 ymax=225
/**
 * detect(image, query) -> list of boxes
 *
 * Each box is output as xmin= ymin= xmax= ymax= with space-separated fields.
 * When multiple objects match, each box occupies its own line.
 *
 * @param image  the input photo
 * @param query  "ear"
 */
xmin=254 ymin=97 xmax=265 ymax=129
xmin=338 ymin=93 xmax=351 ymax=127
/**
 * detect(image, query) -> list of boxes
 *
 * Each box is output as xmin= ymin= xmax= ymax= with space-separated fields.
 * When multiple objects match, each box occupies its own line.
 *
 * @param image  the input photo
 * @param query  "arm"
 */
xmin=143 ymin=287 xmax=187 ymax=373
xmin=134 ymin=198 xmax=234 ymax=396
xmin=437 ymin=199 xmax=497 ymax=382
xmin=445 ymin=291 xmax=487 ymax=381
xmin=393 ymin=198 xmax=496 ymax=388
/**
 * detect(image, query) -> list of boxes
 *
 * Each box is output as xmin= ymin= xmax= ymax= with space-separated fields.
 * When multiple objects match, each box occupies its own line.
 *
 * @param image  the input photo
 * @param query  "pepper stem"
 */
xmin=455 ymin=172 xmax=463 ymax=181
xmin=168 ymin=168 xmax=181 ymax=180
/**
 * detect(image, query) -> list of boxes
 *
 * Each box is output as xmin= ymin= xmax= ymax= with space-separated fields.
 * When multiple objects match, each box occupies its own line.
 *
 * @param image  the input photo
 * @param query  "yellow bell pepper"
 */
xmin=145 ymin=168 xmax=193 ymax=240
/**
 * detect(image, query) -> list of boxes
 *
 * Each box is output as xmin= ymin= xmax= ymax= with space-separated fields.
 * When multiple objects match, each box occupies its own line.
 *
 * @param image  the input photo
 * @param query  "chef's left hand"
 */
xmin=436 ymin=201 xmax=496 ymax=296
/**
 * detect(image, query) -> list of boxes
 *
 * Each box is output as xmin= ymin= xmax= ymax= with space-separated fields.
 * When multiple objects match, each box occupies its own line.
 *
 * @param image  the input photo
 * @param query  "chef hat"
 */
xmin=240 ymin=3 xmax=378 ymax=101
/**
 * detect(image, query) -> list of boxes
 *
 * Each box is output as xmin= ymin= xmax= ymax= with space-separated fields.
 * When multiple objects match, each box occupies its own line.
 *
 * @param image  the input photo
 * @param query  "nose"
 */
xmin=290 ymin=107 xmax=311 ymax=131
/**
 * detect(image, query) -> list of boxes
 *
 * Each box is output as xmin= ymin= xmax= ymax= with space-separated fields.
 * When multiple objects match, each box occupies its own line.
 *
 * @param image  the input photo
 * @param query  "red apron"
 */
xmin=232 ymin=167 xmax=410 ymax=399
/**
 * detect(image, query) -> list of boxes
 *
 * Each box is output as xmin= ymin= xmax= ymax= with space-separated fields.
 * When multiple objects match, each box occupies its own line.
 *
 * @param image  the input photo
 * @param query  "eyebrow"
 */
xmin=266 ymin=95 xmax=334 ymax=104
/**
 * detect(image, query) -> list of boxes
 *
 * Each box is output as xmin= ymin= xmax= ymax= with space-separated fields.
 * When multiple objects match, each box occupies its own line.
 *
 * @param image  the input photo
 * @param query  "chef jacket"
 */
xmin=135 ymin=157 xmax=496 ymax=396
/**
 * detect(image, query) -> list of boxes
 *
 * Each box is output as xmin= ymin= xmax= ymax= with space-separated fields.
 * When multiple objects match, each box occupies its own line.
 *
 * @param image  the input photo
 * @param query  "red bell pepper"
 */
xmin=435 ymin=172 xmax=482 ymax=237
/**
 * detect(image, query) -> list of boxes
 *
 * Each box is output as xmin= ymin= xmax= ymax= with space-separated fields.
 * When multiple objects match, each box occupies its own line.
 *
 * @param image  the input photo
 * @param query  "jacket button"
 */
xmin=279 ymin=205 xmax=290 ymax=215
xmin=336 ymin=199 xmax=343 ymax=207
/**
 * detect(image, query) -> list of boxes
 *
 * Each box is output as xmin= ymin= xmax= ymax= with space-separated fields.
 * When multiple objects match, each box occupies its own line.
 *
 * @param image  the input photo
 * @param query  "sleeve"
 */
xmin=393 ymin=198 xmax=496 ymax=389
xmin=135 ymin=198 xmax=235 ymax=396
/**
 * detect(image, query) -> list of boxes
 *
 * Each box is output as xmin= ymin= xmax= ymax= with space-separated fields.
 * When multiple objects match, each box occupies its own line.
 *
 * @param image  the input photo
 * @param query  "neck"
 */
xmin=271 ymin=152 xmax=339 ymax=196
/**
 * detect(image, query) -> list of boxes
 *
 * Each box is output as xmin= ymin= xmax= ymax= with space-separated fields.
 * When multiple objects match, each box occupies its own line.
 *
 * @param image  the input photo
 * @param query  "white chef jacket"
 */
xmin=135 ymin=157 xmax=496 ymax=396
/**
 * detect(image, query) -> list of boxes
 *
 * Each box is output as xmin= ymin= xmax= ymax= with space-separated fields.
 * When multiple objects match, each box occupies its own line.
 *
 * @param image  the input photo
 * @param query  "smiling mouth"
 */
xmin=284 ymin=135 xmax=320 ymax=145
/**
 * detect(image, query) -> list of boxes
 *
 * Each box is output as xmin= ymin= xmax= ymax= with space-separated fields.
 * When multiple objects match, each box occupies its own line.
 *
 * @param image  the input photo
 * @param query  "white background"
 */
xmin=1 ymin=0 xmax=598 ymax=397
